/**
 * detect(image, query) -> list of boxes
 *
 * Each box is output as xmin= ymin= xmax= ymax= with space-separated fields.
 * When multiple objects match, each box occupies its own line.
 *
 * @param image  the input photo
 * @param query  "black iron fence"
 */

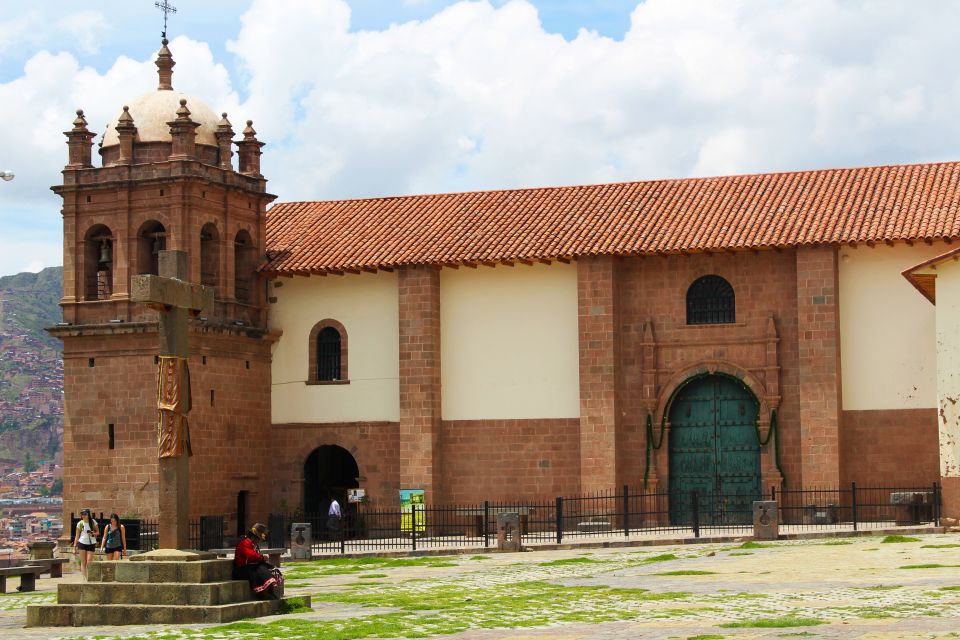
xmin=264 ymin=482 xmax=941 ymax=555
xmin=68 ymin=513 xmax=223 ymax=551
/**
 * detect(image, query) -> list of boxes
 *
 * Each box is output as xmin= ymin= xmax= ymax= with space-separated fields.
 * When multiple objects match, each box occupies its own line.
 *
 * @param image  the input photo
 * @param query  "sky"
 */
xmin=1 ymin=0 xmax=960 ymax=276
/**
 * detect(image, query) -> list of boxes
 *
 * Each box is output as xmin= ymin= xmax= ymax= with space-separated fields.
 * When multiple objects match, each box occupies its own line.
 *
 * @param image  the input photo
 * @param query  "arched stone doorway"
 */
xmin=303 ymin=445 xmax=360 ymax=516
xmin=667 ymin=374 xmax=761 ymax=524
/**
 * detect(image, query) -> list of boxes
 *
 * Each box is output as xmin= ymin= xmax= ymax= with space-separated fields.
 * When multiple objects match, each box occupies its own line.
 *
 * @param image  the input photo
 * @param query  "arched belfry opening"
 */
xmin=667 ymin=373 xmax=761 ymax=525
xmin=303 ymin=445 xmax=360 ymax=516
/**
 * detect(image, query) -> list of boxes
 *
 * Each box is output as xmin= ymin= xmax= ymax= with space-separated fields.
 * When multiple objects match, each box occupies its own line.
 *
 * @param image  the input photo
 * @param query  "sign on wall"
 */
xmin=399 ymin=489 xmax=426 ymax=533
xmin=347 ymin=488 xmax=366 ymax=504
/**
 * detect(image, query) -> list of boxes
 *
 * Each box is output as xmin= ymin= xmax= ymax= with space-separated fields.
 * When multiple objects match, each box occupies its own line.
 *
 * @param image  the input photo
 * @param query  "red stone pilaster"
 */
xmin=398 ymin=266 xmax=442 ymax=502
xmin=577 ymin=256 xmax=620 ymax=493
xmin=796 ymin=245 xmax=842 ymax=487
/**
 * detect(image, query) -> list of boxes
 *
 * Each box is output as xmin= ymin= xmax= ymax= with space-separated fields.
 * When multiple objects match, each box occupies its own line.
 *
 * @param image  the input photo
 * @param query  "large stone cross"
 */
xmin=131 ymin=250 xmax=213 ymax=549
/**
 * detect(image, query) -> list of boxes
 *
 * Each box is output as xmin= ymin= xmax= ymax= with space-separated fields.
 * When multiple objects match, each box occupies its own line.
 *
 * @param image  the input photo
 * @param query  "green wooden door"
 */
xmin=668 ymin=375 xmax=761 ymax=525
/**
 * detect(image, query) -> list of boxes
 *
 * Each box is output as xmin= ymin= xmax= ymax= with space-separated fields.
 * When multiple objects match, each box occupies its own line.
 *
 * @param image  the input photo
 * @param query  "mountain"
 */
xmin=0 ymin=267 xmax=63 ymax=468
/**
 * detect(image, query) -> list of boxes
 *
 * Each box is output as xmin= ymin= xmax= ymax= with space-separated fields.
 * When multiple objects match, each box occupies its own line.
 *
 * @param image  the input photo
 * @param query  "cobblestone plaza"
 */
xmin=2 ymin=532 xmax=960 ymax=639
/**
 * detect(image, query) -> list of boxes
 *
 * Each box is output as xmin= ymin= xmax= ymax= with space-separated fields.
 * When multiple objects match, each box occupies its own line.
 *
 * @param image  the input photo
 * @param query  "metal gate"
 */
xmin=668 ymin=375 xmax=761 ymax=525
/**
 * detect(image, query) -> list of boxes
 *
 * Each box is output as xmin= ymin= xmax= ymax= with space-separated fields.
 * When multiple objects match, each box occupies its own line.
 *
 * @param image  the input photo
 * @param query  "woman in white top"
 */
xmin=72 ymin=508 xmax=99 ymax=580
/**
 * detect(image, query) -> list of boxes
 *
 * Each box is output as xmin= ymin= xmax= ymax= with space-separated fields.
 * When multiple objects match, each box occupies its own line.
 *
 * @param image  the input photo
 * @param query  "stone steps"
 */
xmin=90 ymin=558 xmax=233 ymax=584
xmin=57 ymin=580 xmax=250 ymax=605
xmin=26 ymin=549 xmax=306 ymax=628
xmin=26 ymin=596 xmax=309 ymax=627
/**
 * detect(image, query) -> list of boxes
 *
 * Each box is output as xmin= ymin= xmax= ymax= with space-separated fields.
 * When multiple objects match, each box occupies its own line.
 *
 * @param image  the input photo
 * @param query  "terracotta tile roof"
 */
xmin=901 ymin=244 xmax=960 ymax=304
xmin=264 ymin=160 xmax=960 ymax=275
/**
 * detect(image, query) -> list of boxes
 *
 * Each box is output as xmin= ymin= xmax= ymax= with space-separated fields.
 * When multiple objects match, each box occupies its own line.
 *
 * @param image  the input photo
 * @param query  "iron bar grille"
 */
xmin=686 ymin=274 xmax=735 ymax=324
xmin=316 ymin=327 xmax=342 ymax=381
xmin=259 ymin=483 xmax=939 ymax=556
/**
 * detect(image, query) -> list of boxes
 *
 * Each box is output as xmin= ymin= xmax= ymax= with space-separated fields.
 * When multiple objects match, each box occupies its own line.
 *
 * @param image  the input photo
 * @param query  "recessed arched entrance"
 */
xmin=303 ymin=445 xmax=360 ymax=516
xmin=668 ymin=374 xmax=761 ymax=524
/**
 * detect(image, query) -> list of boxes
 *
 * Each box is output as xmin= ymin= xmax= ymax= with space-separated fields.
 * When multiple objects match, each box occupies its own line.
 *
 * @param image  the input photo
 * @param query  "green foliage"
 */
xmin=22 ymin=452 xmax=36 ymax=472
xmin=922 ymin=544 xmax=960 ymax=549
xmin=739 ymin=541 xmax=773 ymax=549
xmin=641 ymin=553 xmax=680 ymax=563
xmin=882 ymin=535 xmax=921 ymax=543
xmin=284 ymin=555 xmax=456 ymax=579
xmin=898 ymin=563 xmax=960 ymax=569
xmin=468 ymin=555 xmax=491 ymax=561
xmin=276 ymin=597 xmax=312 ymax=614
xmin=687 ymin=636 xmax=725 ymax=640
xmin=720 ymin=616 xmax=827 ymax=628
xmin=539 ymin=557 xmax=602 ymax=566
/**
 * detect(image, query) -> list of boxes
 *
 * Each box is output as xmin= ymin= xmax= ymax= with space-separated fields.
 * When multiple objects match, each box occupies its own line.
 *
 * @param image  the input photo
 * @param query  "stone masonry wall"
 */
xmin=398 ymin=266 xmax=443 ymax=500
xmin=577 ymin=256 xmax=620 ymax=493
xmin=60 ymin=327 xmax=272 ymax=538
xmin=840 ymin=409 xmax=939 ymax=488
xmin=440 ymin=419 xmax=581 ymax=503
xmin=796 ymin=245 xmax=843 ymax=487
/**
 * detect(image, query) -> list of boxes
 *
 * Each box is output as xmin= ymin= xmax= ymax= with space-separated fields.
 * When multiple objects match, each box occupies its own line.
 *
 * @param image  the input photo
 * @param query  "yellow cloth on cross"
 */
xmin=157 ymin=356 xmax=193 ymax=458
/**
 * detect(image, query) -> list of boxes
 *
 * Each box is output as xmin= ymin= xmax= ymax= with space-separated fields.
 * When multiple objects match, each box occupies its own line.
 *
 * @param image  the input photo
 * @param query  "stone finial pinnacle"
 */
xmin=72 ymin=109 xmax=89 ymax=131
xmin=117 ymin=105 xmax=135 ymax=125
xmin=156 ymin=37 xmax=175 ymax=91
xmin=176 ymin=98 xmax=192 ymax=121
xmin=242 ymin=120 xmax=258 ymax=139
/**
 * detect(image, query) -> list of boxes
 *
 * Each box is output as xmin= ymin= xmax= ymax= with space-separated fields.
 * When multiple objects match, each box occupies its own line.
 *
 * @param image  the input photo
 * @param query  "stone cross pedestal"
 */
xmin=131 ymin=251 xmax=212 ymax=549
xmin=752 ymin=500 xmax=779 ymax=541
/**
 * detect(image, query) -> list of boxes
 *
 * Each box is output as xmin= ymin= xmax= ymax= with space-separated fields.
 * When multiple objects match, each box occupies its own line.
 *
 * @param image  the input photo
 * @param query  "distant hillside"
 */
xmin=0 ymin=267 xmax=63 ymax=468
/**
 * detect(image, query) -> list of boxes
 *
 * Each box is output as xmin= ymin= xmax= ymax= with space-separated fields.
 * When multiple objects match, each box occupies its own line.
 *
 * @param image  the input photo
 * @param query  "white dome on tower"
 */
xmin=101 ymin=90 xmax=220 ymax=147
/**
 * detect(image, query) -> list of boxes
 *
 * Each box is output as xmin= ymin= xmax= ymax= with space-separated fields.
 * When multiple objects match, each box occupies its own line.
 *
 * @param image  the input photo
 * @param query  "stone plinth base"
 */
xmin=26 ymin=549 xmax=307 ymax=627
xmin=940 ymin=477 xmax=960 ymax=521
xmin=28 ymin=541 xmax=57 ymax=560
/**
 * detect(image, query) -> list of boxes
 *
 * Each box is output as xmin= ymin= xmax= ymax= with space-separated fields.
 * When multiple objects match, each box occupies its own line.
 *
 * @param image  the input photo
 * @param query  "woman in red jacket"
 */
xmin=233 ymin=523 xmax=283 ymax=599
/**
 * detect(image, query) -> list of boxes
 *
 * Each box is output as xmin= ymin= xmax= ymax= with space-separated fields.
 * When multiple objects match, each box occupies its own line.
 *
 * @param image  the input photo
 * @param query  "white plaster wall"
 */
xmin=839 ymin=243 xmax=945 ymax=410
xmin=269 ymin=272 xmax=399 ymax=423
xmin=935 ymin=264 xmax=960 ymax=477
xmin=440 ymin=262 xmax=580 ymax=420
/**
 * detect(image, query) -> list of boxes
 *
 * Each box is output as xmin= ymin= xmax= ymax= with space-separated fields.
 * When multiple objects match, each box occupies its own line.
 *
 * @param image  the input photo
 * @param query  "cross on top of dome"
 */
xmin=155 ymin=0 xmax=177 ymax=41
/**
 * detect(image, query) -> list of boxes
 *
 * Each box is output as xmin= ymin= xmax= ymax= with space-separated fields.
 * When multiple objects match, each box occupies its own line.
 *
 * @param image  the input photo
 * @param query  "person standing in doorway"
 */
xmin=327 ymin=494 xmax=342 ymax=541
xmin=100 ymin=513 xmax=127 ymax=560
xmin=72 ymin=509 xmax=99 ymax=580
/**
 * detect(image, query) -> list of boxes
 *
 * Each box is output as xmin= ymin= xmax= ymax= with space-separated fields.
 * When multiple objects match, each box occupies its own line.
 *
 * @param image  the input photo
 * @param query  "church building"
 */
xmin=50 ymin=41 xmax=960 ymax=537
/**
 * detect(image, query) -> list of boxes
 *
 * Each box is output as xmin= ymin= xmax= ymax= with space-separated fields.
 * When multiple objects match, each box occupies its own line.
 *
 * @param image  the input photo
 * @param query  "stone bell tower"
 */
xmin=49 ymin=39 xmax=276 ymax=537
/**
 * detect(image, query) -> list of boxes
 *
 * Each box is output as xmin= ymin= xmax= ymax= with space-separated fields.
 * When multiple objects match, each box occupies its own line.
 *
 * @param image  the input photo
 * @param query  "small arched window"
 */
xmin=200 ymin=223 xmax=220 ymax=289
xmin=234 ymin=229 xmax=254 ymax=304
xmin=308 ymin=319 xmax=349 ymax=384
xmin=136 ymin=220 xmax=166 ymax=276
xmin=83 ymin=224 xmax=113 ymax=301
xmin=686 ymin=275 xmax=735 ymax=325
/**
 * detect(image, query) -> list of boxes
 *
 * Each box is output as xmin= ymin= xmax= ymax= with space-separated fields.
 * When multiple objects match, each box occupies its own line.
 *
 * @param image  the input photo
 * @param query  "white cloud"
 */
xmin=4 ymin=0 xmax=960 ymax=274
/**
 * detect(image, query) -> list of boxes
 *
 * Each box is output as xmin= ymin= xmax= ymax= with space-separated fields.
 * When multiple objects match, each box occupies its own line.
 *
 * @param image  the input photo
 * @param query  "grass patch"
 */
xmin=922 ymin=544 xmax=960 ymax=549
xmin=861 ymin=585 xmax=901 ymax=591
xmin=641 ymin=553 xmax=680 ymax=563
xmin=539 ymin=557 xmax=603 ymax=566
xmin=277 ymin=596 xmax=312 ymax=614
xmin=284 ymin=555 xmax=456 ymax=578
xmin=882 ymin=535 xmax=921 ymax=543
xmin=899 ymin=563 xmax=960 ymax=569
xmin=653 ymin=570 xmax=717 ymax=576
xmin=940 ymin=585 xmax=960 ymax=591
xmin=358 ymin=573 xmax=388 ymax=578
xmin=688 ymin=635 xmax=725 ymax=640
xmin=720 ymin=616 xmax=826 ymax=628
xmin=468 ymin=555 xmax=491 ymax=560
xmin=777 ymin=634 xmax=818 ymax=637
xmin=739 ymin=541 xmax=773 ymax=549
xmin=728 ymin=551 xmax=753 ymax=556
xmin=820 ymin=540 xmax=852 ymax=545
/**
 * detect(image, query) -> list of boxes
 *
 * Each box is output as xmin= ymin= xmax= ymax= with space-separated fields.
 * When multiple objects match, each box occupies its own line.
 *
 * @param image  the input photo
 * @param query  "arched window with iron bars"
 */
xmin=686 ymin=275 xmax=736 ymax=325
xmin=316 ymin=326 xmax=342 ymax=381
